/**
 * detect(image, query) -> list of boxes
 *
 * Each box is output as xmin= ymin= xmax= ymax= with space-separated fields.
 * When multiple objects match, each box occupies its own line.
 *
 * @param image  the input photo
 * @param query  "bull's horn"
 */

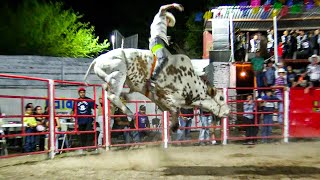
xmin=207 ymin=86 xmax=217 ymax=97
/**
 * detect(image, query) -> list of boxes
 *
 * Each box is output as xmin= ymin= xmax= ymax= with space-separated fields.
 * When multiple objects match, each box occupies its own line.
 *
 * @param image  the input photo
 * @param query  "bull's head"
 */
xmin=205 ymin=88 xmax=230 ymax=118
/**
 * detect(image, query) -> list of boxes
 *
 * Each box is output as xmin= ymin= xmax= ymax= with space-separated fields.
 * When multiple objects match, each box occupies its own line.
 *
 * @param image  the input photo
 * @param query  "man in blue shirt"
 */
xmin=72 ymin=87 xmax=95 ymax=148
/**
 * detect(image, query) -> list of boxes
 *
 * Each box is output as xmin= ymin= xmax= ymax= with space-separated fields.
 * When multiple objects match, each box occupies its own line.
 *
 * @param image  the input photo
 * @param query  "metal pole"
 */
xmin=111 ymin=35 xmax=115 ymax=50
xmin=163 ymin=111 xmax=168 ymax=149
xmin=273 ymin=16 xmax=279 ymax=64
xmin=222 ymin=88 xmax=228 ymax=145
xmin=48 ymin=79 xmax=55 ymax=159
xmin=229 ymin=12 xmax=235 ymax=62
xmin=283 ymin=89 xmax=289 ymax=143
xmin=103 ymin=90 xmax=110 ymax=150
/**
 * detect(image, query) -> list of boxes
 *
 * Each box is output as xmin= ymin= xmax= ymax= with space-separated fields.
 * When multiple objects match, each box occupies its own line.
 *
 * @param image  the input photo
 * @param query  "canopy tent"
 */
xmin=205 ymin=5 xmax=320 ymax=63
xmin=205 ymin=6 xmax=320 ymax=31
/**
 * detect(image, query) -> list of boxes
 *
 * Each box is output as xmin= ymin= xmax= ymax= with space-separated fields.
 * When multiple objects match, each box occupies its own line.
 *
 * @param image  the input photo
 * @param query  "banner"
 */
xmin=250 ymin=0 xmax=260 ymax=7
xmin=252 ymin=6 xmax=260 ymax=14
xmin=280 ymin=5 xmax=289 ymax=16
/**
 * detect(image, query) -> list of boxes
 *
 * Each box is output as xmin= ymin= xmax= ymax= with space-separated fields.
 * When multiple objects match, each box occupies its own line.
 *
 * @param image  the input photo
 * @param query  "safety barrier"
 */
xmin=0 ymin=73 xmax=319 ymax=159
xmin=225 ymin=87 xmax=289 ymax=144
xmin=105 ymin=100 xmax=163 ymax=148
xmin=52 ymin=80 xmax=103 ymax=158
xmin=0 ymin=74 xmax=51 ymax=158
xmin=0 ymin=74 xmax=104 ymax=159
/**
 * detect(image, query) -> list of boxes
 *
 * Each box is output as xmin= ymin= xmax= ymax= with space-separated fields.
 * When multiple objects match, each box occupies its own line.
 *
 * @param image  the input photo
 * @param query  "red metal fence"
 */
xmin=0 ymin=73 xmax=319 ymax=159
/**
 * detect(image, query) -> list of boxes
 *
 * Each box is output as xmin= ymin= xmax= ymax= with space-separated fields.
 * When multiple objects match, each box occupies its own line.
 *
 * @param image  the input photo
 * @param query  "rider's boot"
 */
xmin=148 ymin=56 xmax=168 ymax=89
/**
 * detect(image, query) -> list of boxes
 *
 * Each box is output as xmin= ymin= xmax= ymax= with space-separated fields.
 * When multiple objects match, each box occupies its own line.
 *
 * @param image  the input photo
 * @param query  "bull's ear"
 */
xmin=207 ymin=86 xmax=217 ymax=97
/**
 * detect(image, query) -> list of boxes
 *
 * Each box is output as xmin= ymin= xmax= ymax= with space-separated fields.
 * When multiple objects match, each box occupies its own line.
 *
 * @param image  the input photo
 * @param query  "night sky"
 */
xmin=63 ymin=0 xmax=209 ymax=46
xmin=1 ymin=0 xmax=244 ymax=48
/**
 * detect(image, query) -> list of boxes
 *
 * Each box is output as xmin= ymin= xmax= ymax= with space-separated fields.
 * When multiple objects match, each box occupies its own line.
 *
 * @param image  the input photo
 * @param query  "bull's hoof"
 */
xmin=170 ymin=122 xmax=179 ymax=133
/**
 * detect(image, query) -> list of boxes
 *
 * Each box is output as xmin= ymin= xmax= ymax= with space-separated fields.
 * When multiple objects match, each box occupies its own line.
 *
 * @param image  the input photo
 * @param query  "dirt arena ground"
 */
xmin=1 ymin=141 xmax=320 ymax=180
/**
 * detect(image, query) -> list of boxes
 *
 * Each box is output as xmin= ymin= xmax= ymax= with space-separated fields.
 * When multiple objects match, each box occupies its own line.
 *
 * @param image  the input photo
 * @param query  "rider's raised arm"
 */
xmin=159 ymin=3 xmax=184 ymax=15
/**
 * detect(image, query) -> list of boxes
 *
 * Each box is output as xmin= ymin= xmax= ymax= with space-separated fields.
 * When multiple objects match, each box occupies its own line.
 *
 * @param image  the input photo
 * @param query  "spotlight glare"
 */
xmin=240 ymin=71 xmax=246 ymax=77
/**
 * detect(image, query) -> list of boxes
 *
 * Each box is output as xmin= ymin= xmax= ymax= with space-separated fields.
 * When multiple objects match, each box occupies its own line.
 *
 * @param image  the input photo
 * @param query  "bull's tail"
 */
xmin=83 ymin=58 xmax=97 ymax=86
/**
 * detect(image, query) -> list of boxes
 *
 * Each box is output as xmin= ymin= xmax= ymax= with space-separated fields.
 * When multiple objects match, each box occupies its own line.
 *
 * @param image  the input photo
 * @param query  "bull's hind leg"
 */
xmin=169 ymin=110 xmax=180 ymax=133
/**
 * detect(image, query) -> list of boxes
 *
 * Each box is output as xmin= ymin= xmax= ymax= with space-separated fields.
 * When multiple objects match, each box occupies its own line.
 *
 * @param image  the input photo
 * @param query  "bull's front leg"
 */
xmin=169 ymin=110 xmax=179 ymax=133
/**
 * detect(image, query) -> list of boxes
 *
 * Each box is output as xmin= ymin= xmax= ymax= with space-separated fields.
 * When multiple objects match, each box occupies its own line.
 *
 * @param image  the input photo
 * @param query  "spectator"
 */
xmin=43 ymin=106 xmax=66 ymax=152
xmin=243 ymin=94 xmax=255 ymax=145
xmin=297 ymin=30 xmax=310 ymax=59
xmin=305 ymin=54 xmax=320 ymax=93
xmin=97 ymin=97 xmax=104 ymax=146
xmin=289 ymin=30 xmax=298 ymax=59
xmin=71 ymin=87 xmax=95 ymax=148
xmin=250 ymin=50 xmax=265 ymax=98
xmin=197 ymin=73 xmax=217 ymax=146
xmin=261 ymin=90 xmax=278 ymax=143
xmin=312 ymin=29 xmax=319 ymax=55
xmin=273 ymin=68 xmax=287 ymax=124
xmin=274 ymin=62 xmax=287 ymax=79
xmin=235 ymin=28 xmax=246 ymax=61
xmin=26 ymin=103 xmax=34 ymax=114
xmin=23 ymin=104 xmax=37 ymax=152
xmin=264 ymin=60 xmax=276 ymax=87
xmin=34 ymin=106 xmax=46 ymax=151
xmin=112 ymin=107 xmax=131 ymax=144
xmin=286 ymin=66 xmax=297 ymax=87
xmin=255 ymin=98 xmax=264 ymax=143
xmin=249 ymin=34 xmax=260 ymax=53
xmin=176 ymin=108 xmax=193 ymax=141
xmin=131 ymin=105 xmax=150 ymax=142
xmin=292 ymin=69 xmax=309 ymax=88
xmin=267 ymin=29 xmax=274 ymax=54
xmin=281 ymin=30 xmax=290 ymax=59
xmin=198 ymin=109 xmax=215 ymax=146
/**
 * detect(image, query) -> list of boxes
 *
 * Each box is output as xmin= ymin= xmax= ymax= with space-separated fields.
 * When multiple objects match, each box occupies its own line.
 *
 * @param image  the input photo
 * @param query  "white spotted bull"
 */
xmin=84 ymin=48 xmax=230 ymax=132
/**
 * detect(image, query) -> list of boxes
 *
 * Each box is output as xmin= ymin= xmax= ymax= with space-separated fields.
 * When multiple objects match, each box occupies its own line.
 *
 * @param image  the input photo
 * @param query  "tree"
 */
xmin=183 ymin=13 xmax=204 ymax=59
xmin=0 ymin=0 xmax=109 ymax=58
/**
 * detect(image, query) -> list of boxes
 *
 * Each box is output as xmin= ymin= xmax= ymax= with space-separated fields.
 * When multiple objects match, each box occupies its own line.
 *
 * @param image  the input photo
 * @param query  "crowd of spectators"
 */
xmin=235 ymin=28 xmax=320 ymax=61
xmin=235 ymin=28 xmax=320 ymax=146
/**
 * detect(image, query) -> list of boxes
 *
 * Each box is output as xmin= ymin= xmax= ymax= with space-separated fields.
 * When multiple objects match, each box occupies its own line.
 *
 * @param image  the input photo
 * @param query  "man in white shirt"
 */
xmin=249 ymin=34 xmax=260 ymax=53
xmin=148 ymin=3 xmax=184 ymax=87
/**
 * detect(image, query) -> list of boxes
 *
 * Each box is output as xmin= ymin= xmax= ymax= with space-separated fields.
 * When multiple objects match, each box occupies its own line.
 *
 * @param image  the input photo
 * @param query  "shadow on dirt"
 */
xmin=164 ymin=165 xmax=320 ymax=177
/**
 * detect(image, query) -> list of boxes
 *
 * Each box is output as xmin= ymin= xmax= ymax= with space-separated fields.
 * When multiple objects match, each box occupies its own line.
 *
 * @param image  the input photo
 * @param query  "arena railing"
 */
xmin=0 ymin=74 xmax=51 ymax=158
xmin=226 ymin=87 xmax=289 ymax=144
xmin=52 ymin=80 xmax=103 ymax=158
xmin=104 ymin=98 xmax=164 ymax=148
xmin=102 ymin=88 xmax=227 ymax=148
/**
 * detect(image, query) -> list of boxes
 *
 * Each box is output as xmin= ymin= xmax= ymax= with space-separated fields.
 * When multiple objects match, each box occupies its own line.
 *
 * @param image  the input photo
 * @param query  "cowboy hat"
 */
xmin=278 ymin=68 xmax=286 ymax=73
xmin=308 ymin=54 xmax=319 ymax=63
xmin=166 ymin=12 xmax=176 ymax=27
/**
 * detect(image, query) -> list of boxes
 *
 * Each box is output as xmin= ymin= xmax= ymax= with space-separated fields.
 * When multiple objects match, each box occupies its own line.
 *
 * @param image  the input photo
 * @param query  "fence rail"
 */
xmin=0 ymin=74 xmax=319 ymax=159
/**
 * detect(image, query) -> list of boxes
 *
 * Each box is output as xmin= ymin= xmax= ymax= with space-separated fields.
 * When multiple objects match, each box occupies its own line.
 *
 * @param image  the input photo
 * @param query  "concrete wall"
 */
xmin=0 ymin=55 xmax=103 ymax=88
xmin=0 ymin=55 xmax=215 ymax=127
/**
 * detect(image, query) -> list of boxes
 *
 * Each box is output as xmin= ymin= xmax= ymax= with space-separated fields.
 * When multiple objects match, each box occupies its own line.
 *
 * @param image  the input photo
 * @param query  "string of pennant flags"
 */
xmin=197 ymin=0 xmax=320 ymax=22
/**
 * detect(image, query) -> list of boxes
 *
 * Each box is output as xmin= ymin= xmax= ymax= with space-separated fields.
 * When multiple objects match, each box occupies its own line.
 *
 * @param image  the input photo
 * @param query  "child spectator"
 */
xmin=273 ymin=68 xmax=287 ymax=124
xmin=23 ymin=104 xmax=37 ymax=152
xmin=131 ymin=105 xmax=150 ymax=142
xmin=286 ymin=66 xmax=297 ymax=87
xmin=261 ymin=90 xmax=278 ymax=143
xmin=34 ymin=106 xmax=46 ymax=151
xmin=243 ymin=94 xmax=255 ymax=145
